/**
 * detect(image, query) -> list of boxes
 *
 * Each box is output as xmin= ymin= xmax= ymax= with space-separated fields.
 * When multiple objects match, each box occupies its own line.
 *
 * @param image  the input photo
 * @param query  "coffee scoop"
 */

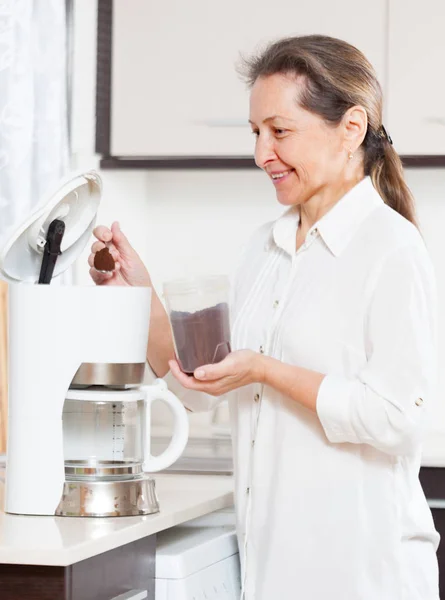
xmin=94 ymin=246 xmax=115 ymax=273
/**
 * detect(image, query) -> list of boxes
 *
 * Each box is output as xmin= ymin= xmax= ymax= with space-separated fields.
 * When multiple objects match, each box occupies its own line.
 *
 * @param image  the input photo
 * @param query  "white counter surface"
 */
xmin=0 ymin=425 xmax=443 ymax=568
xmin=0 ymin=473 xmax=234 ymax=566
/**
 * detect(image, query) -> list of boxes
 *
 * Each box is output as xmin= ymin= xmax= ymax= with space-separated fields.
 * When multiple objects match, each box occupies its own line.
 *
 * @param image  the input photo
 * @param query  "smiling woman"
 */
xmin=89 ymin=33 xmax=440 ymax=600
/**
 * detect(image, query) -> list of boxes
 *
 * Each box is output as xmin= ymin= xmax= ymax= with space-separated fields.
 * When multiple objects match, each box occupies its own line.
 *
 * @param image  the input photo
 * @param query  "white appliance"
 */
xmin=156 ymin=510 xmax=241 ymax=600
xmin=0 ymin=171 xmax=189 ymax=517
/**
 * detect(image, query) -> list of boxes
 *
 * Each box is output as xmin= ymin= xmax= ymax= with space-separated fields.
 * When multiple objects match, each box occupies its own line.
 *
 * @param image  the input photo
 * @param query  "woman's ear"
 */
xmin=343 ymin=105 xmax=368 ymax=152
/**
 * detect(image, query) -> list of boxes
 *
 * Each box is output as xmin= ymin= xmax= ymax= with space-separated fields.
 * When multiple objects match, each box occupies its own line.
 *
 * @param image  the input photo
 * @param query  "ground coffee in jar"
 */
xmin=170 ymin=302 xmax=231 ymax=374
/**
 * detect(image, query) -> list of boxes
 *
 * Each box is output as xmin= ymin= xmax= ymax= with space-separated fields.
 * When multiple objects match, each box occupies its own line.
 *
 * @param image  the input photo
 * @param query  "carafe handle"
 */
xmin=141 ymin=379 xmax=189 ymax=473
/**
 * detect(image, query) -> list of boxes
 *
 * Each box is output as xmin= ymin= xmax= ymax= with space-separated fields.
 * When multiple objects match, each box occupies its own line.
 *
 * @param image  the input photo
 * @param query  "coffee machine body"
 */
xmin=6 ymin=284 xmax=152 ymax=516
xmin=2 ymin=170 xmax=189 ymax=517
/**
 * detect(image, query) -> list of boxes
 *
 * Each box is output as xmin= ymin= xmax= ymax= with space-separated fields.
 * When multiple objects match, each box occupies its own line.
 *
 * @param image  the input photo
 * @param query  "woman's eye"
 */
xmin=251 ymin=130 xmax=259 ymax=137
xmin=274 ymin=128 xmax=286 ymax=136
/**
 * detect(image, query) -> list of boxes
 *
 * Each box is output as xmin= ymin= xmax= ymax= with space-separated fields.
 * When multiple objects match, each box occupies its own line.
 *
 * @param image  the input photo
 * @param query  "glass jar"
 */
xmin=163 ymin=275 xmax=231 ymax=374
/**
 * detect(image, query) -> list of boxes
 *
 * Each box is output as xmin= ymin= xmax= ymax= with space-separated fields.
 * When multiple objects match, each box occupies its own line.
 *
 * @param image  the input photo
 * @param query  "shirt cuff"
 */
xmin=316 ymin=374 xmax=362 ymax=444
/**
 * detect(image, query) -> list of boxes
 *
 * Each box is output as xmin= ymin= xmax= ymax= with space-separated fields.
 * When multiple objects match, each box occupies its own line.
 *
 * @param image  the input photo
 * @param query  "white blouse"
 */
xmin=163 ymin=177 xmax=440 ymax=600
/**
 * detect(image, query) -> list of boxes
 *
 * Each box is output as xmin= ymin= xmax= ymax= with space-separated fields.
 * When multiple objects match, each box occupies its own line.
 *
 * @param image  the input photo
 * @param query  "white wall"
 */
xmin=71 ymin=1 xmax=445 ymax=432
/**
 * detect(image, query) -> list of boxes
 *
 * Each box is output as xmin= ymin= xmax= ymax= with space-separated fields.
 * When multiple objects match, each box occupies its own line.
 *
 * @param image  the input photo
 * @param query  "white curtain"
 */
xmin=0 ymin=0 xmax=69 ymax=246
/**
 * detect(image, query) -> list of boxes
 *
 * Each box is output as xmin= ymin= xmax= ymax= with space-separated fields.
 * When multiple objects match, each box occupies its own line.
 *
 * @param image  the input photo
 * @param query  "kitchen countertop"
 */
xmin=0 ymin=473 xmax=234 ymax=566
xmin=0 ymin=425 xmax=443 ymax=568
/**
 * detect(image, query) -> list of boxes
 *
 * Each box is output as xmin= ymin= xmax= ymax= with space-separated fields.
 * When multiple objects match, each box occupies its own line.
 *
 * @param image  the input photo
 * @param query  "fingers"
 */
xmin=93 ymin=225 xmax=112 ymax=243
xmin=110 ymin=221 xmax=137 ymax=257
xmin=168 ymin=359 xmax=220 ymax=383
xmin=168 ymin=360 xmax=227 ymax=396
xmin=194 ymin=356 xmax=233 ymax=381
xmin=93 ymin=222 xmax=137 ymax=260
xmin=91 ymin=241 xmax=105 ymax=254
xmin=89 ymin=267 xmax=113 ymax=285
xmin=168 ymin=360 xmax=213 ymax=387
xmin=168 ymin=360 xmax=199 ymax=388
xmin=90 ymin=241 xmax=120 ymax=259
xmin=111 ymin=221 xmax=125 ymax=243
xmin=193 ymin=364 xmax=221 ymax=381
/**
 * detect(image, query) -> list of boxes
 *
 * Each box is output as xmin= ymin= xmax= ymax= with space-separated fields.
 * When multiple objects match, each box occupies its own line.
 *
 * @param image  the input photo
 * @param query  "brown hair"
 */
xmin=239 ymin=35 xmax=417 ymax=226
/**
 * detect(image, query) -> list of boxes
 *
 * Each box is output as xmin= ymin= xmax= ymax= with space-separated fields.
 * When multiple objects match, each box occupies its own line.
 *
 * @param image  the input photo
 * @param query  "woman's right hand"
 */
xmin=88 ymin=221 xmax=151 ymax=287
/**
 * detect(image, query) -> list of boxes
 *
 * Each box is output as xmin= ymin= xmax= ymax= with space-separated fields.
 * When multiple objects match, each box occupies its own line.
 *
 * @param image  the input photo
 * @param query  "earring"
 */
xmin=348 ymin=149 xmax=354 ymax=160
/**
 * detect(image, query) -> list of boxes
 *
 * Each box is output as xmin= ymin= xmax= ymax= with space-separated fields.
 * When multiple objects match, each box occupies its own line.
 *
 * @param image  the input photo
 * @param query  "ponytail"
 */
xmin=368 ymin=140 xmax=418 ymax=228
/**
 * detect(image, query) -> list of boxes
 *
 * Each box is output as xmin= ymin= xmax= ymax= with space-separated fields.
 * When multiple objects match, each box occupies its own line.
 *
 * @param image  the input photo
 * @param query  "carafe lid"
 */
xmin=0 ymin=170 xmax=102 ymax=283
xmin=66 ymin=388 xmax=145 ymax=403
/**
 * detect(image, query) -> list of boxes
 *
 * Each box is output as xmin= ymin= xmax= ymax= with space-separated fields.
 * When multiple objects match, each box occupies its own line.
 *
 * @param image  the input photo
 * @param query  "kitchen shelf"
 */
xmin=96 ymin=0 xmax=445 ymax=170
xmin=99 ymin=155 xmax=445 ymax=170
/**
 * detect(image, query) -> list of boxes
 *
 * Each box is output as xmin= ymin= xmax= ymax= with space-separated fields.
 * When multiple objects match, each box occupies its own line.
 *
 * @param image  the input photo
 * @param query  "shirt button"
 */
xmin=273 ymin=300 xmax=279 ymax=308
xmin=311 ymin=228 xmax=318 ymax=236
xmin=259 ymin=345 xmax=265 ymax=354
xmin=254 ymin=393 xmax=260 ymax=402
xmin=246 ymin=487 xmax=250 ymax=495
xmin=415 ymin=398 xmax=424 ymax=407
xmin=251 ymin=440 xmax=255 ymax=448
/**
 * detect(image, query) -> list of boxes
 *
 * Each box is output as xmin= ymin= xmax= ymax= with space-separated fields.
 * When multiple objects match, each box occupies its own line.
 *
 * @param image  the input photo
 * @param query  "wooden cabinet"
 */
xmin=97 ymin=0 xmax=445 ymax=165
xmin=431 ymin=508 xmax=445 ymax=598
xmin=107 ymin=0 xmax=386 ymax=157
xmin=387 ymin=0 xmax=445 ymax=155
xmin=0 ymin=534 xmax=156 ymax=600
xmin=419 ymin=468 xmax=445 ymax=597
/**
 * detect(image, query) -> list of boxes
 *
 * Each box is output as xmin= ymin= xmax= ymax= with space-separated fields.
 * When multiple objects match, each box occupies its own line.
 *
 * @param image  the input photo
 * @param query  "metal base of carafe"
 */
xmin=55 ymin=476 xmax=160 ymax=517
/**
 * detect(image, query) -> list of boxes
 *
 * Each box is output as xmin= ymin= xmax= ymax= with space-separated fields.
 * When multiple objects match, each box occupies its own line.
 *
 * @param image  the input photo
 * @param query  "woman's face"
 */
xmin=249 ymin=73 xmax=350 ymax=207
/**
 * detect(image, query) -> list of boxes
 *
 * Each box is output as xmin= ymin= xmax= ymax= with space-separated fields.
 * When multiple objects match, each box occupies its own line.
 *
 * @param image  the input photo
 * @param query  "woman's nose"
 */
xmin=254 ymin=135 xmax=277 ymax=169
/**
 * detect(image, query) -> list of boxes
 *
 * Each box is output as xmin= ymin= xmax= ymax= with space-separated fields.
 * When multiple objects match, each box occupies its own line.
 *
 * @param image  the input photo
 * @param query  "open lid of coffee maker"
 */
xmin=0 ymin=170 xmax=102 ymax=283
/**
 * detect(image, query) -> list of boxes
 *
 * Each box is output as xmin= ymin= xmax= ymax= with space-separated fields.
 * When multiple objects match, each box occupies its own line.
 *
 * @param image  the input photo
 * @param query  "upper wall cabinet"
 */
xmin=387 ymin=0 xmax=445 ymax=155
xmin=103 ymin=0 xmax=386 ymax=159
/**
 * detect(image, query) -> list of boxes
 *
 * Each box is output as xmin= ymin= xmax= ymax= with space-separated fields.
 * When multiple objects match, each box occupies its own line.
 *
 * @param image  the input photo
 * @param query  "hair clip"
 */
xmin=380 ymin=125 xmax=393 ymax=145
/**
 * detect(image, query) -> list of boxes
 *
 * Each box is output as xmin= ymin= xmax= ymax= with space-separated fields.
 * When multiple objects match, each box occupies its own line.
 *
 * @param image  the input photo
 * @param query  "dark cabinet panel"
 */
xmin=420 ymin=468 xmax=445 ymax=597
xmin=431 ymin=509 xmax=445 ymax=599
xmin=0 ymin=565 xmax=65 ymax=600
xmin=0 ymin=534 xmax=156 ymax=600
xmin=420 ymin=468 xmax=445 ymax=499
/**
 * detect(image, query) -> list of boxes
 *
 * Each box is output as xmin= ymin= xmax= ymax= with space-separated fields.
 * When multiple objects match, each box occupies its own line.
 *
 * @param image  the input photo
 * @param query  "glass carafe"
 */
xmin=62 ymin=381 xmax=189 ymax=481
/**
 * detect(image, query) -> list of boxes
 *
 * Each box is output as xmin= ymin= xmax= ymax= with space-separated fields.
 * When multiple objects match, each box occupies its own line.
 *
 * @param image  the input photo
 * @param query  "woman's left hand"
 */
xmin=168 ymin=350 xmax=265 ymax=396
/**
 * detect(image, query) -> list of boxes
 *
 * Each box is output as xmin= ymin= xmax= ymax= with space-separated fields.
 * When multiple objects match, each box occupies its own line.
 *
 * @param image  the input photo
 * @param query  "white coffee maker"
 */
xmin=0 ymin=171 xmax=189 ymax=517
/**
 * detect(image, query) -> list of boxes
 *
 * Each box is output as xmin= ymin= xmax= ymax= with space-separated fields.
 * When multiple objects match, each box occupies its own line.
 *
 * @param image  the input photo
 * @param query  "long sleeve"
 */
xmin=316 ymin=243 xmax=438 ymax=456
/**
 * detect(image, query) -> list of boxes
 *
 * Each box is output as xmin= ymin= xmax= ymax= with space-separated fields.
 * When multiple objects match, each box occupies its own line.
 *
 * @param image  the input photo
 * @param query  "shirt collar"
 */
xmin=268 ymin=177 xmax=383 ymax=257
xmin=268 ymin=205 xmax=300 ymax=256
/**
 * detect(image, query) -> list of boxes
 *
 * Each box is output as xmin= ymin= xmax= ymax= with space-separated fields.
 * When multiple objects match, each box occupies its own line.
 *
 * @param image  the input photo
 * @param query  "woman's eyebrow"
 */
xmin=248 ymin=115 xmax=293 ymax=125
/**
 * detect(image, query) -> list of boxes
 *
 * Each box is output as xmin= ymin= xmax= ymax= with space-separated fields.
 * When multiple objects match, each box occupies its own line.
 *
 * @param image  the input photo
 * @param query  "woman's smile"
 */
xmin=269 ymin=168 xmax=295 ymax=186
